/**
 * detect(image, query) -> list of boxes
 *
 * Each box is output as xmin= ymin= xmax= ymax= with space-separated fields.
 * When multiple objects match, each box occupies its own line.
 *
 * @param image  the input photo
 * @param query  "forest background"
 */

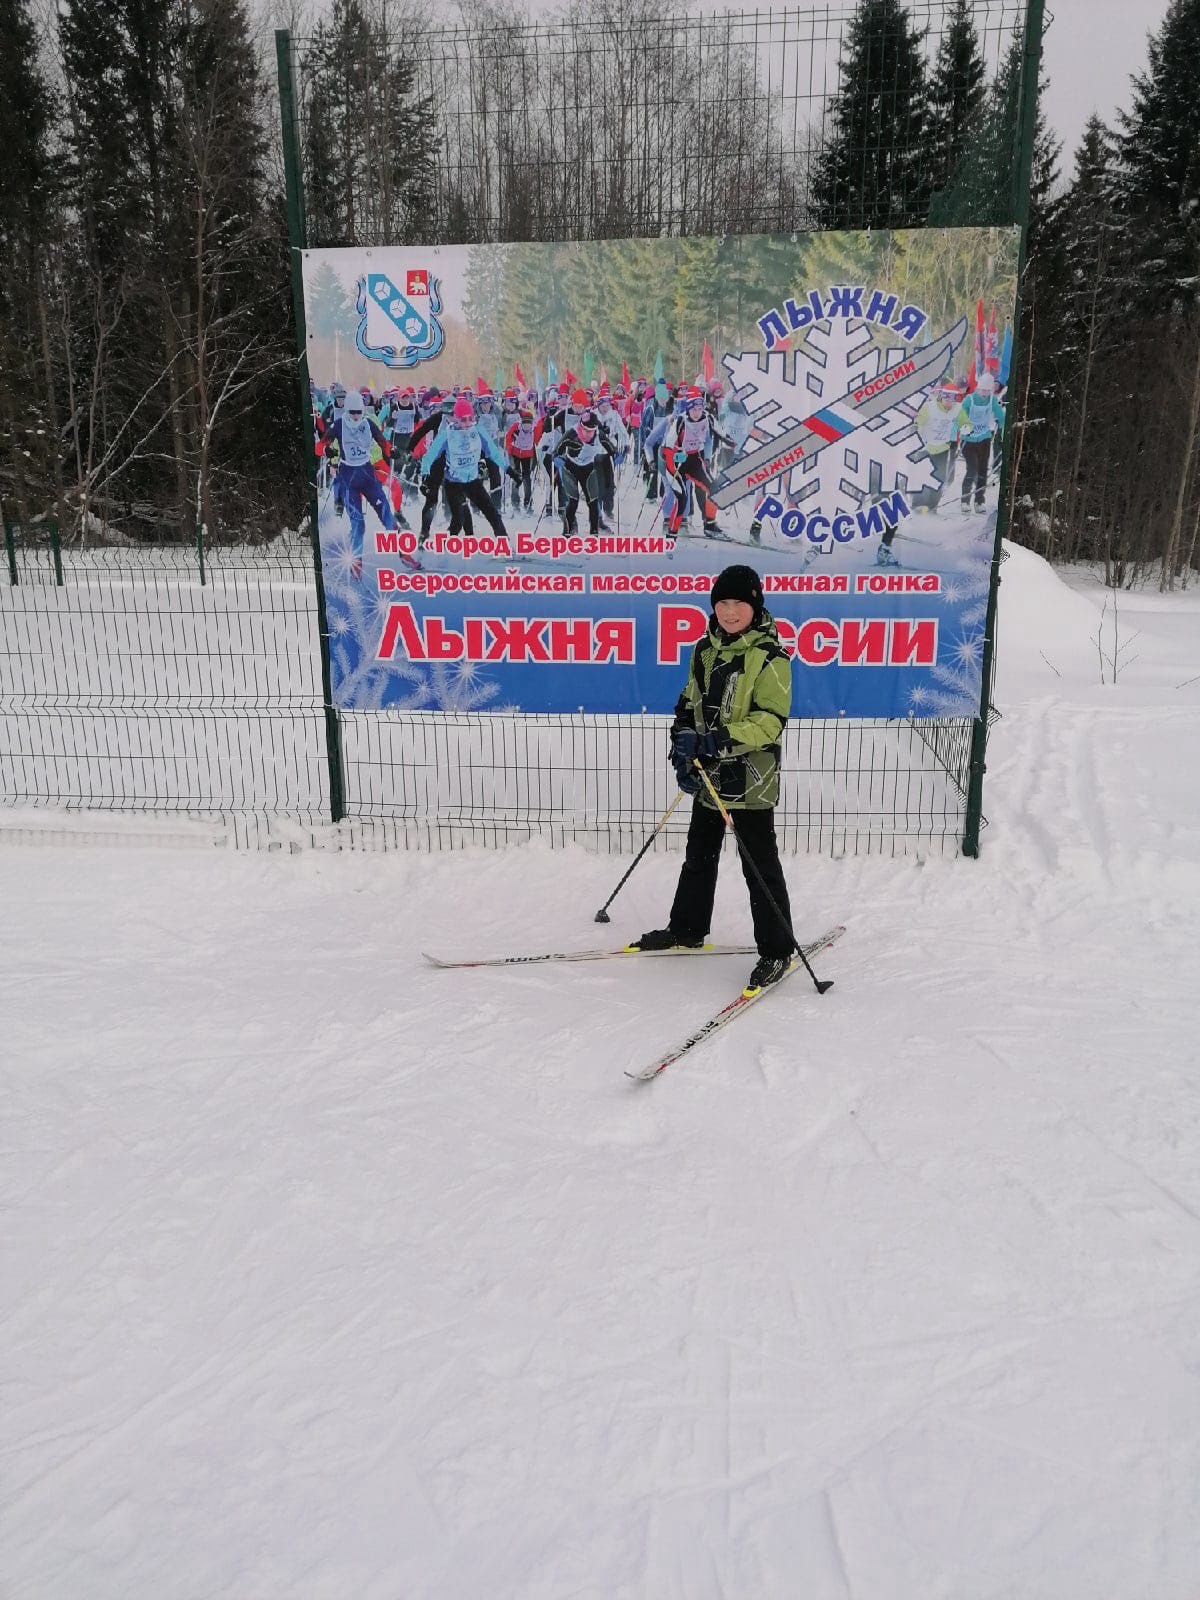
xmin=1 ymin=0 xmax=1198 ymax=589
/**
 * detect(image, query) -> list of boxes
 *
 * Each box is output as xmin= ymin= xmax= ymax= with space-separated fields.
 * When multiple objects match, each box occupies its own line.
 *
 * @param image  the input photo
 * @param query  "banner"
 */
xmin=301 ymin=227 xmax=1019 ymax=716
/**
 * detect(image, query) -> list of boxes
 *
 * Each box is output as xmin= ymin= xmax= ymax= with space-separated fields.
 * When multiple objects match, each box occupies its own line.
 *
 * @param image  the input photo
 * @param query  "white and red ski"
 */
xmin=625 ymin=925 xmax=845 ymax=1082
xmin=423 ymin=942 xmax=757 ymax=970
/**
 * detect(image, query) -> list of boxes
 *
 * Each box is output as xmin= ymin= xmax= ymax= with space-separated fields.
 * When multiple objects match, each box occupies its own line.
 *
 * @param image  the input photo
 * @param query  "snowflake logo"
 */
xmin=724 ymin=318 xmax=939 ymax=521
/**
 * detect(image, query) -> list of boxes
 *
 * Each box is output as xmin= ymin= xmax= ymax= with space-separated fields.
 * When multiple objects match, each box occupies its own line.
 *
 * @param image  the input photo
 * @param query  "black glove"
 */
xmin=670 ymin=727 xmax=700 ymax=793
xmin=670 ymin=727 xmax=723 ymax=793
xmin=671 ymin=750 xmax=701 ymax=794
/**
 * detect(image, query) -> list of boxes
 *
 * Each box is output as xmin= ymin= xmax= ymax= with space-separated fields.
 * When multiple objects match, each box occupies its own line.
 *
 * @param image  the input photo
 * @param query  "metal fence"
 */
xmin=0 ymin=0 xmax=1041 ymax=856
xmin=1 ymin=535 xmax=975 ymax=853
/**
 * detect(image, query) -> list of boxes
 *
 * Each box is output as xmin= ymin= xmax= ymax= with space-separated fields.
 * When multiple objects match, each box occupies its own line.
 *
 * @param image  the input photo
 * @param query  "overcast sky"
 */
xmin=1039 ymin=0 xmax=1170 ymax=162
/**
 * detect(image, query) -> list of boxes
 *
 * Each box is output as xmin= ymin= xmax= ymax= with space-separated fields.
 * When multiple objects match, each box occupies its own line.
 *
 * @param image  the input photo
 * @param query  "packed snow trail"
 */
xmin=4 ymin=546 xmax=1200 ymax=1598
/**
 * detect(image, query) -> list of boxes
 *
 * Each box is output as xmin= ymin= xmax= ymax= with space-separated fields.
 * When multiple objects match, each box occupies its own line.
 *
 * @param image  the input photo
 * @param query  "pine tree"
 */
xmin=940 ymin=28 xmax=1022 ymax=227
xmin=0 ymin=0 xmax=56 ymax=284
xmin=925 ymin=0 xmax=987 ymax=215
xmin=0 ymin=0 xmax=60 ymax=527
xmin=1116 ymin=0 xmax=1200 ymax=312
xmin=176 ymin=0 xmax=290 ymax=538
xmin=1044 ymin=117 xmax=1124 ymax=554
xmin=300 ymin=0 xmax=436 ymax=248
xmin=811 ymin=0 xmax=930 ymax=230
xmin=1006 ymin=76 xmax=1066 ymax=523
xmin=60 ymin=0 xmax=143 ymax=280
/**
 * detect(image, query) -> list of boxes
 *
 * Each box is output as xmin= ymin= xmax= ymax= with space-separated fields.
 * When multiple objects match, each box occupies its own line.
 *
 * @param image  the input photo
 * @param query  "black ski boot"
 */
xmin=744 ymin=954 xmax=791 ymax=993
xmin=631 ymin=928 xmax=704 ymax=952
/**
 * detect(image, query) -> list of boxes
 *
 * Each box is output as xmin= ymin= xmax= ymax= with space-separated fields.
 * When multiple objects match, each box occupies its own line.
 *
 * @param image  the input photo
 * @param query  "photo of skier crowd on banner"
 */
xmin=310 ymin=300 xmax=1008 ymax=579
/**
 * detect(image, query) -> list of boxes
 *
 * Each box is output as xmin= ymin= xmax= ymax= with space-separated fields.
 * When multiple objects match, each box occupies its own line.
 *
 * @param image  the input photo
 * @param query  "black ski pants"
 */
xmin=669 ymin=801 xmax=794 ymax=958
xmin=420 ymin=458 xmax=446 ymax=538
xmin=561 ymin=462 xmax=601 ymax=535
xmin=508 ymin=456 xmax=534 ymax=509
xmin=960 ymin=439 xmax=992 ymax=509
xmin=445 ymin=477 xmax=508 ymax=539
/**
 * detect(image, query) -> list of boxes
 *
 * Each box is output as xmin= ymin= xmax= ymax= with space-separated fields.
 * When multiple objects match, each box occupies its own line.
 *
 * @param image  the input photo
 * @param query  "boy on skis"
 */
xmin=634 ymin=564 xmax=797 ymax=995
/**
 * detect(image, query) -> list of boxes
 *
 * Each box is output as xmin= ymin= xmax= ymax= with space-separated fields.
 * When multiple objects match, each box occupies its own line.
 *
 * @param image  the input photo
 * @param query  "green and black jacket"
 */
xmin=672 ymin=611 xmax=792 ymax=809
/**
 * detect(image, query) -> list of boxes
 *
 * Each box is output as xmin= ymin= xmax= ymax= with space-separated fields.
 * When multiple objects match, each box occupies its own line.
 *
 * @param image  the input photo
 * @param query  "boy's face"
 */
xmin=715 ymin=598 xmax=755 ymax=635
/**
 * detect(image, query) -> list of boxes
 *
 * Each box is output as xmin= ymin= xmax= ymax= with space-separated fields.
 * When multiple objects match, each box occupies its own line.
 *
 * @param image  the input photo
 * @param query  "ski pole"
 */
xmin=594 ymin=789 xmax=687 ymax=922
xmin=692 ymin=760 xmax=833 ymax=995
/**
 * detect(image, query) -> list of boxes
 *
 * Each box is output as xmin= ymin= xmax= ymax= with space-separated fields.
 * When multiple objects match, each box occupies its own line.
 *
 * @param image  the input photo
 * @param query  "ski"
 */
xmin=423 ymin=941 xmax=758 ymax=970
xmin=625 ymin=925 xmax=845 ymax=1082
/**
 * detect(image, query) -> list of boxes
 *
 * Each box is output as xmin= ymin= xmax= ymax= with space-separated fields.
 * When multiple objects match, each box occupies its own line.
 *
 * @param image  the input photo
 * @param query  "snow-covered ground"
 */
xmin=4 ymin=547 xmax=1200 ymax=1598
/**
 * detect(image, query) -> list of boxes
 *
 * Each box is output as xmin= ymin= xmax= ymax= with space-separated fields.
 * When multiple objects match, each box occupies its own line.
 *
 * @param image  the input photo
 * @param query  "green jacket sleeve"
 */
xmin=724 ymin=651 xmax=792 ymax=751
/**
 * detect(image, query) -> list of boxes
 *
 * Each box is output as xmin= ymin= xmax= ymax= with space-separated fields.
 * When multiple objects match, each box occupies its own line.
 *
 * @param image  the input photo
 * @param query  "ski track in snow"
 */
xmin=3 ymin=546 xmax=1200 ymax=1597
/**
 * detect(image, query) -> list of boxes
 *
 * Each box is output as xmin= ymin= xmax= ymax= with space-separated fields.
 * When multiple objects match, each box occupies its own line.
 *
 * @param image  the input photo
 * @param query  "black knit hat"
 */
xmin=711 ymin=564 xmax=764 ymax=619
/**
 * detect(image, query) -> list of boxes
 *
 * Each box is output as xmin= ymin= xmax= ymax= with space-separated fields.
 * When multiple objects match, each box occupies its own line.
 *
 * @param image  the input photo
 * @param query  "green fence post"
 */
xmin=2 ymin=502 xmax=17 ymax=585
xmin=962 ymin=0 xmax=1046 ymax=857
xmin=275 ymin=27 xmax=347 ymax=826
xmin=48 ymin=517 xmax=63 ymax=586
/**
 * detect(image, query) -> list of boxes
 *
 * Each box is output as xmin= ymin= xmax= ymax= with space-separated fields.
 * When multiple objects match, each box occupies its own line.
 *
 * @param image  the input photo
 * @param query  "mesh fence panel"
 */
xmin=295 ymin=1 xmax=1027 ymax=245
xmin=1 ymin=543 xmax=329 ymax=817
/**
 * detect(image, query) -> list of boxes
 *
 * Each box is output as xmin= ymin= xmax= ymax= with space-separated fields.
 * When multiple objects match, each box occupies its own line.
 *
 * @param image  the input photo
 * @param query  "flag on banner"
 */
xmin=702 ymin=340 xmax=715 ymax=385
xmin=476 ymin=376 xmax=487 ymax=395
xmin=495 ymin=365 xmax=504 ymax=395
xmin=969 ymin=297 xmax=985 ymax=389
xmin=563 ymin=367 xmax=577 ymax=387
xmin=999 ymin=324 xmax=1013 ymax=387
xmin=985 ymin=306 xmax=1000 ymax=374
xmin=583 ymin=351 xmax=594 ymax=384
xmin=653 ymin=352 xmax=667 ymax=407
xmin=534 ymin=363 xmax=542 ymax=394
xmin=547 ymin=358 xmax=557 ymax=385
xmin=621 ymin=361 xmax=630 ymax=389
xmin=514 ymin=362 xmax=526 ymax=389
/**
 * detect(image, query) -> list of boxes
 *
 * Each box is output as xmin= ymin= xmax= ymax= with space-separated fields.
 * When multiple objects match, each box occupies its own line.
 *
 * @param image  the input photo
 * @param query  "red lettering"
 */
xmin=795 ymin=618 xmax=839 ymax=666
xmin=464 ymin=617 xmax=488 ymax=658
xmin=426 ymin=619 xmax=464 ymax=660
xmin=656 ymin=604 xmax=707 ymax=666
xmin=840 ymin=619 xmax=888 ymax=666
xmin=594 ymin=618 xmax=635 ymax=664
xmin=485 ymin=617 xmax=550 ymax=663
xmin=549 ymin=618 xmax=593 ymax=661
xmin=376 ymin=603 xmax=425 ymax=661
xmin=889 ymin=618 xmax=938 ymax=666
